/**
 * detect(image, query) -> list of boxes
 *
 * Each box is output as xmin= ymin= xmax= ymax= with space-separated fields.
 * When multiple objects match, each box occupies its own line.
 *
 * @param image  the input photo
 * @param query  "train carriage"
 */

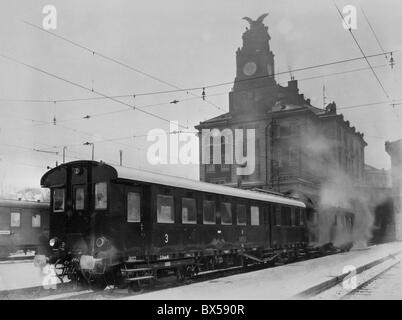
xmin=0 ymin=199 xmax=49 ymax=258
xmin=39 ymin=160 xmax=308 ymax=289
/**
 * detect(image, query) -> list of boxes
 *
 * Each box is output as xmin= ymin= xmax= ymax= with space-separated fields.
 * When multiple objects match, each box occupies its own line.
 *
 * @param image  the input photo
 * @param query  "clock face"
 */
xmin=243 ymin=62 xmax=257 ymax=76
xmin=267 ymin=64 xmax=273 ymax=76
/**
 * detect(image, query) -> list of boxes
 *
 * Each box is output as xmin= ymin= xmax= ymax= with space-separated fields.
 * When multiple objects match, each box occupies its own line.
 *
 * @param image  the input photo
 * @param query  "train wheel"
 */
xmin=54 ymin=259 xmax=67 ymax=283
xmin=128 ymin=281 xmax=143 ymax=293
xmin=89 ymin=278 xmax=107 ymax=291
xmin=176 ymin=267 xmax=186 ymax=281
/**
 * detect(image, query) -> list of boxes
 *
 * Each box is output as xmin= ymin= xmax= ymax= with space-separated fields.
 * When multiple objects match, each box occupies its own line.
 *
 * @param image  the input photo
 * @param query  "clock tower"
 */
xmin=229 ymin=13 xmax=277 ymax=115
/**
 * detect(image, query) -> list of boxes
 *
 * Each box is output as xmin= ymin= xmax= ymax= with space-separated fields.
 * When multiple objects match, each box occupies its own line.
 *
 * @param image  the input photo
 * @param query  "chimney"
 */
xmin=288 ymin=79 xmax=298 ymax=92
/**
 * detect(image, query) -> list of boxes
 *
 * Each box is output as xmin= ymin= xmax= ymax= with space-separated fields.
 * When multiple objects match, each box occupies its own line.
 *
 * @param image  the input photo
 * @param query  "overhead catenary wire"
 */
xmin=0 ymin=61 xmax=394 ymax=105
xmin=1 ymin=17 xmax=398 ymax=172
xmin=22 ymin=20 xmax=224 ymax=112
xmin=0 ymin=53 xmax=189 ymax=130
xmin=333 ymin=2 xmax=391 ymax=100
xmin=333 ymin=1 xmax=401 ymax=125
xmin=361 ymin=7 xmax=388 ymax=61
xmin=1 ymin=61 xmax=396 ymax=132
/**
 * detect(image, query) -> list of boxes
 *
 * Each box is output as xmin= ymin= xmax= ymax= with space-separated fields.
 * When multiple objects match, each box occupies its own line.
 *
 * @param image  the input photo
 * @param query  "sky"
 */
xmin=0 ymin=0 xmax=401 ymax=192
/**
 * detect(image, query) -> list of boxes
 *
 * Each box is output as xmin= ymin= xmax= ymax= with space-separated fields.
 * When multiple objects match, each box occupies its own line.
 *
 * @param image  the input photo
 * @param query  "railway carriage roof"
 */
xmin=0 ymin=199 xmax=49 ymax=208
xmin=41 ymin=161 xmax=305 ymax=207
xmin=114 ymin=166 xmax=305 ymax=208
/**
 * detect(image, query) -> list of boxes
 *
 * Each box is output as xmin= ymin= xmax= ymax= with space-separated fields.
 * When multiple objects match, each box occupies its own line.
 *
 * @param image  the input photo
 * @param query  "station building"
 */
xmin=195 ymin=14 xmax=366 ymax=205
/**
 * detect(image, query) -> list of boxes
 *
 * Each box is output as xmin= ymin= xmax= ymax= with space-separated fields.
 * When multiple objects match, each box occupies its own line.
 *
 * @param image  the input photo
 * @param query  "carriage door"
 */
xmin=126 ymin=186 xmax=146 ymax=252
xmin=263 ymin=205 xmax=271 ymax=248
xmin=72 ymin=184 xmax=87 ymax=234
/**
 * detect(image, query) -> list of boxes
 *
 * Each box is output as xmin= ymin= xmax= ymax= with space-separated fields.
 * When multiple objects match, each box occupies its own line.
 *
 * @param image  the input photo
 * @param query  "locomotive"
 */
xmin=0 ymin=199 xmax=49 ymax=258
xmin=35 ymin=160 xmax=353 ymax=291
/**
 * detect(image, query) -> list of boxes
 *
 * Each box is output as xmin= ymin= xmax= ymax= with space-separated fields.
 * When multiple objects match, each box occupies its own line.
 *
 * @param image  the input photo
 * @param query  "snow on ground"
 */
xmin=123 ymin=242 xmax=402 ymax=300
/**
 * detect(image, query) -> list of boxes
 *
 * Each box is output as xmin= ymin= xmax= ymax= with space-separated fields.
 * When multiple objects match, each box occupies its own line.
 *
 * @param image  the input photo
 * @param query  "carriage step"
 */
xmin=121 ymin=267 xmax=152 ymax=273
xmin=124 ymin=259 xmax=146 ymax=263
xmin=125 ymin=275 xmax=154 ymax=282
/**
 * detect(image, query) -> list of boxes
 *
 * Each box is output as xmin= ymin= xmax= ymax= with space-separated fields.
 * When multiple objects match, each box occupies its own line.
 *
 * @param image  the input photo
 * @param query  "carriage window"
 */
xmin=53 ymin=188 xmax=65 ymax=212
xmin=203 ymin=200 xmax=216 ymax=224
xmin=237 ymin=204 xmax=247 ymax=226
xmin=275 ymin=206 xmax=281 ymax=226
xmin=291 ymin=208 xmax=296 ymax=226
xmin=157 ymin=195 xmax=174 ymax=223
xmin=182 ymin=198 xmax=196 ymax=224
xmin=300 ymin=209 xmax=305 ymax=226
xmin=75 ymin=187 xmax=85 ymax=210
xmin=294 ymin=208 xmax=300 ymax=226
xmin=221 ymin=202 xmax=232 ymax=225
xmin=32 ymin=214 xmax=41 ymax=228
xmin=251 ymin=206 xmax=260 ymax=226
xmin=281 ymin=206 xmax=292 ymax=226
xmin=127 ymin=192 xmax=141 ymax=222
xmin=95 ymin=182 xmax=107 ymax=209
xmin=10 ymin=212 xmax=20 ymax=227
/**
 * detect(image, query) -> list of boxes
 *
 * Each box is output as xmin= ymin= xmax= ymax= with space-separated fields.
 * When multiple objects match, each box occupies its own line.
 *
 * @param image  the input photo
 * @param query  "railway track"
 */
xmin=0 ymin=254 xmax=310 ymax=300
xmin=302 ymin=250 xmax=402 ymax=300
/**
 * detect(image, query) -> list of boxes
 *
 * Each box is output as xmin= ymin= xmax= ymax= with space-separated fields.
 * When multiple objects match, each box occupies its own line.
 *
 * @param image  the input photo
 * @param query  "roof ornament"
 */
xmin=242 ymin=13 xmax=269 ymax=28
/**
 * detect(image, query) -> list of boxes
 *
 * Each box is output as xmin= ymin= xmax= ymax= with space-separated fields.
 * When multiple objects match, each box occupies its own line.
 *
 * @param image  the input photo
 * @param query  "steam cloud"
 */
xmin=298 ymin=126 xmax=378 ymax=248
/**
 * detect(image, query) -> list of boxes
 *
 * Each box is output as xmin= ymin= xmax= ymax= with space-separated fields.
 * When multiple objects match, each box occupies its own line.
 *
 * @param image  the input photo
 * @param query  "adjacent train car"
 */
xmin=0 ymin=199 xmax=49 ymax=258
xmin=38 ymin=160 xmax=308 ymax=289
xmin=306 ymin=206 xmax=354 ymax=252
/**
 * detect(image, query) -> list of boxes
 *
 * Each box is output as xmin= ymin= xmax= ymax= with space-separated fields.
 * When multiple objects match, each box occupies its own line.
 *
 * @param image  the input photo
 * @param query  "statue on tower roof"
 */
xmin=242 ymin=13 xmax=269 ymax=29
xmin=241 ymin=13 xmax=271 ymax=46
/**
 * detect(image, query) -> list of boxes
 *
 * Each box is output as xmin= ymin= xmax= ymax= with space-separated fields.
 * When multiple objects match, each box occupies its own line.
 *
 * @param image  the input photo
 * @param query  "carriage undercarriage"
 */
xmin=49 ymin=243 xmax=343 ymax=293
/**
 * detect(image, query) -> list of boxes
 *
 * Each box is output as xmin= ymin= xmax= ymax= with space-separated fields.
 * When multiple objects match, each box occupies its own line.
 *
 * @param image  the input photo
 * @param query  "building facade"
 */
xmin=360 ymin=164 xmax=394 ymax=243
xmin=385 ymin=140 xmax=402 ymax=240
xmin=195 ymin=14 xmax=367 ymax=204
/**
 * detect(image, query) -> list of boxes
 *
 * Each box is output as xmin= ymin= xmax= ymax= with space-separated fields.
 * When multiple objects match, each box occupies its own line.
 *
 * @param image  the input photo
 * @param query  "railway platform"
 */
xmin=121 ymin=241 xmax=402 ymax=300
xmin=0 ymin=258 xmax=61 ymax=292
xmin=1 ymin=241 xmax=402 ymax=299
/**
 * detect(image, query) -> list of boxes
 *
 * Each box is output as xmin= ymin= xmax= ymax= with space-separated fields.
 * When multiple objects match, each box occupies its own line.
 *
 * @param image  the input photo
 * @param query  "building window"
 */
xmin=157 ymin=195 xmax=174 ymax=223
xmin=182 ymin=198 xmax=197 ymax=224
xmin=75 ymin=187 xmax=85 ymax=210
xmin=289 ymin=147 xmax=298 ymax=166
xmin=95 ymin=182 xmax=107 ymax=209
xmin=281 ymin=148 xmax=288 ymax=167
xmin=127 ymin=192 xmax=141 ymax=222
xmin=237 ymin=204 xmax=247 ymax=226
xmin=203 ymin=200 xmax=216 ymax=224
xmin=10 ymin=212 xmax=20 ymax=227
xmin=32 ymin=214 xmax=41 ymax=228
xmin=221 ymin=164 xmax=230 ymax=172
xmin=221 ymin=202 xmax=232 ymax=225
xmin=251 ymin=206 xmax=260 ymax=226
xmin=206 ymin=164 xmax=215 ymax=173
xmin=53 ymin=188 xmax=65 ymax=212
xmin=280 ymin=126 xmax=291 ymax=137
